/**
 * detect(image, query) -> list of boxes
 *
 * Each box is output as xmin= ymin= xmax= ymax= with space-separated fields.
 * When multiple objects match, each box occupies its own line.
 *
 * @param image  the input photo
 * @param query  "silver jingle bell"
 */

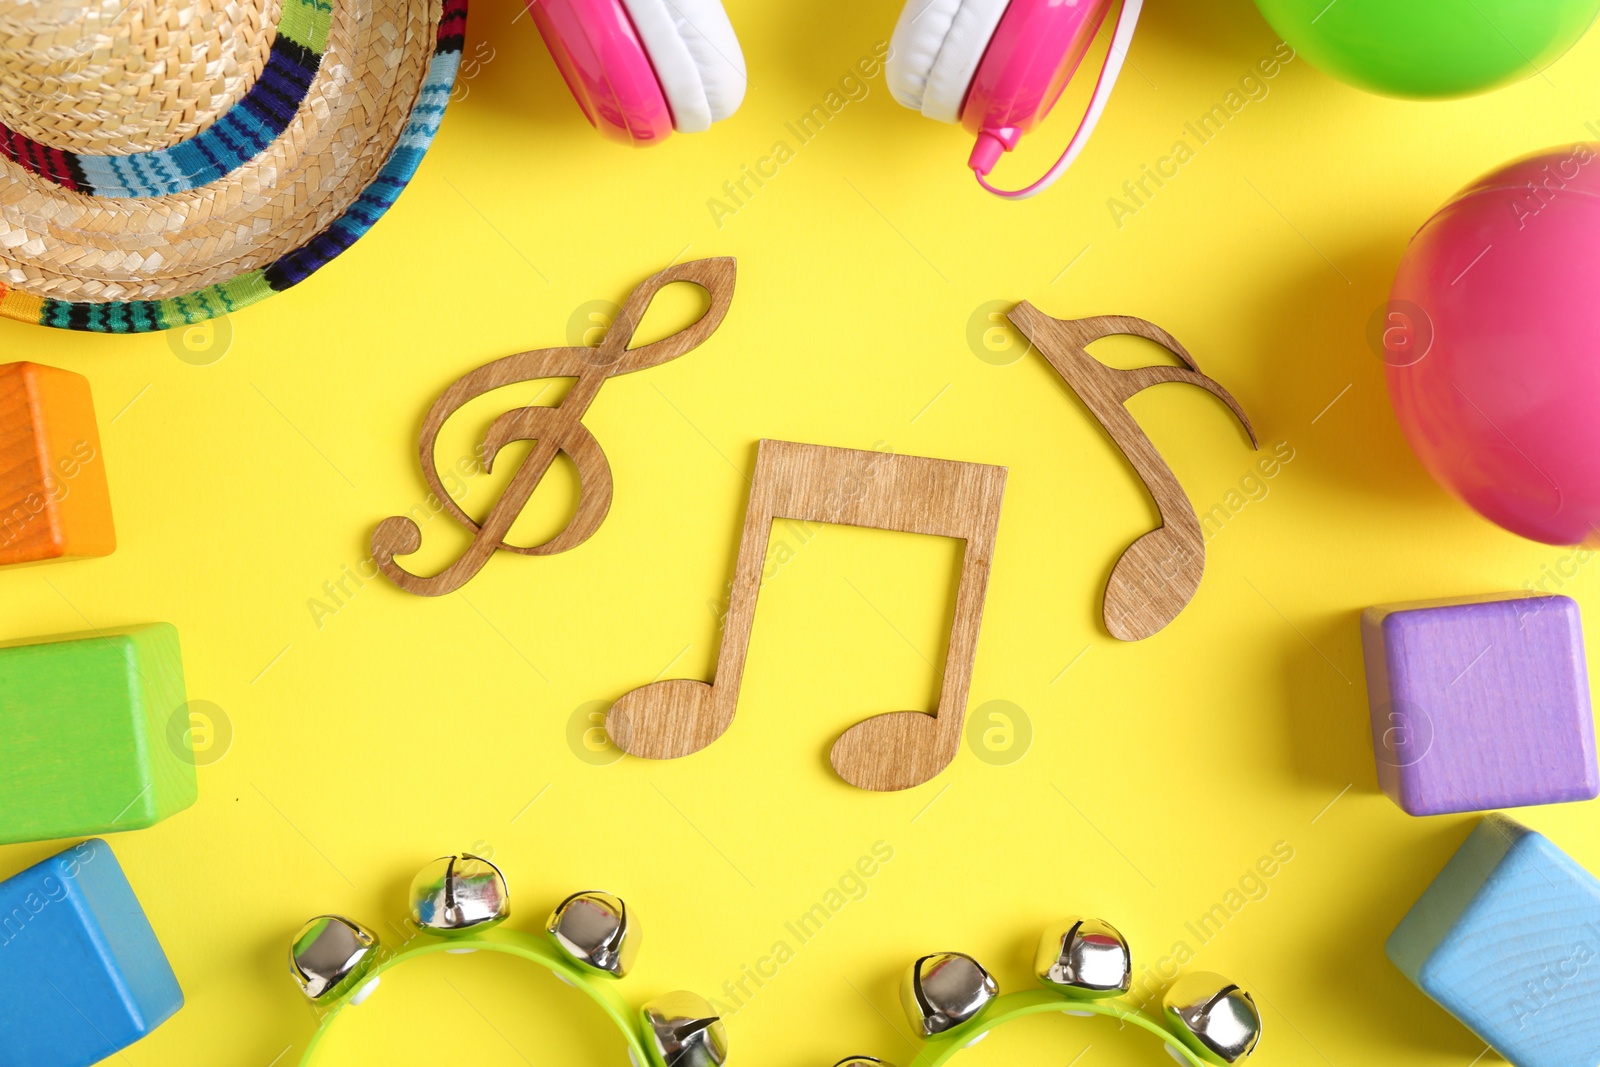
xmin=900 ymin=952 xmax=998 ymax=1037
xmin=641 ymin=990 xmax=728 ymax=1067
xmin=1163 ymin=972 xmax=1262 ymax=1064
xmin=547 ymin=890 xmax=639 ymax=977
xmin=1035 ymin=916 xmax=1132 ymax=998
xmin=409 ymin=853 xmax=510 ymax=935
xmin=289 ymin=915 xmax=379 ymax=1001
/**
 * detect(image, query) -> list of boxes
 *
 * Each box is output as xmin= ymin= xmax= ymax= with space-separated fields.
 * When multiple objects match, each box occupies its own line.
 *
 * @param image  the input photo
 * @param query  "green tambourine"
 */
xmin=839 ymin=917 xmax=1261 ymax=1067
xmin=288 ymin=853 xmax=725 ymax=1067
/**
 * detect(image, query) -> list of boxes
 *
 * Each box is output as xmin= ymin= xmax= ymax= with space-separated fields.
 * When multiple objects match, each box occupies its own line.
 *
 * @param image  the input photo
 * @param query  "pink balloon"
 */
xmin=1386 ymin=142 xmax=1600 ymax=545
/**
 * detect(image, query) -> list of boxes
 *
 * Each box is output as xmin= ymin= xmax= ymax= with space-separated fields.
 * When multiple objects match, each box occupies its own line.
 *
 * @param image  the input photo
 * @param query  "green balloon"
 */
xmin=1252 ymin=0 xmax=1600 ymax=98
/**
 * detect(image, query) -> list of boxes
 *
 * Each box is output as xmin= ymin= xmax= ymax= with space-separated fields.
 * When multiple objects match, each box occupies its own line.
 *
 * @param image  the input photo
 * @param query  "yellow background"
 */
xmin=5 ymin=1 xmax=1600 ymax=1064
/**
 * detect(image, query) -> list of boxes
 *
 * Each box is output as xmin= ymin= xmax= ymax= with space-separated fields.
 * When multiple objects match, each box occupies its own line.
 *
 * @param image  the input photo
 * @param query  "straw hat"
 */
xmin=0 ymin=0 xmax=465 ymax=332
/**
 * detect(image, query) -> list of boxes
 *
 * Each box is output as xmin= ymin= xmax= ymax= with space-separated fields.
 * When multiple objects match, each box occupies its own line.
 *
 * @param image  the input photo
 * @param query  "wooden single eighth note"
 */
xmin=1007 ymin=307 xmax=1257 ymax=642
xmin=606 ymin=440 xmax=1007 ymax=792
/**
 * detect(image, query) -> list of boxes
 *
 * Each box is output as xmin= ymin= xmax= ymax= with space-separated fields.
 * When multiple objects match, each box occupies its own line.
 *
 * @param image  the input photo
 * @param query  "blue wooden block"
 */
xmin=0 ymin=839 xmax=183 ymax=1067
xmin=1388 ymin=814 xmax=1600 ymax=1067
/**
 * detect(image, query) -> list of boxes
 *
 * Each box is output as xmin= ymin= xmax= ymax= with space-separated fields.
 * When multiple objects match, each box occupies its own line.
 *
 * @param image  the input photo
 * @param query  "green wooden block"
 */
xmin=0 ymin=624 xmax=197 ymax=845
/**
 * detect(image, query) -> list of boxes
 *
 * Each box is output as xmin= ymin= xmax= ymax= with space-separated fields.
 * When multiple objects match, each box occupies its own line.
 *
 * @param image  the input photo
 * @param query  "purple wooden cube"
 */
xmin=1361 ymin=593 xmax=1599 ymax=816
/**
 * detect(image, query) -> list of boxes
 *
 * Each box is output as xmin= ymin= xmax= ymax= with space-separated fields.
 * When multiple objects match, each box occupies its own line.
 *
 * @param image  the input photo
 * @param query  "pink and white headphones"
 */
xmin=525 ymin=0 xmax=1141 ymax=200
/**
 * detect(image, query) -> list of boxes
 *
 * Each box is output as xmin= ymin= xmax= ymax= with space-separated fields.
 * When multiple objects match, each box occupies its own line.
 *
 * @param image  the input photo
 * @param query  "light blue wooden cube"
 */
xmin=1388 ymin=814 xmax=1600 ymax=1067
xmin=0 ymin=838 xmax=183 ymax=1067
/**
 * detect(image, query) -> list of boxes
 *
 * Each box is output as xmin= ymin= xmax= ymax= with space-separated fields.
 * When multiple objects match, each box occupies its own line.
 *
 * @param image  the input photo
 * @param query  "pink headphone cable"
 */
xmin=971 ymin=0 xmax=1143 ymax=200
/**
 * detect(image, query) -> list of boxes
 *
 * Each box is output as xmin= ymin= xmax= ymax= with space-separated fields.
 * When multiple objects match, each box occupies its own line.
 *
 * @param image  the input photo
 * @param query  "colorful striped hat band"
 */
xmin=0 ymin=0 xmax=465 ymax=332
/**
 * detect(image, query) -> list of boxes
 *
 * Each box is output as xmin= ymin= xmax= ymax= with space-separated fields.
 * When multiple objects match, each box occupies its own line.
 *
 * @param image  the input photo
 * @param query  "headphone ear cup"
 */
xmin=527 ymin=0 xmax=676 ymax=145
xmin=887 ymin=0 xmax=1011 ymax=123
xmin=960 ymin=0 xmax=1116 ymax=137
xmin=622 ymin=0 xmax=746 ymax=133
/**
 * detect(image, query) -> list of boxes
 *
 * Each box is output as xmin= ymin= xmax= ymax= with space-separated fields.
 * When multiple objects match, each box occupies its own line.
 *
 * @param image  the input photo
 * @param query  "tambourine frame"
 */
xmin=910 ymin=990 xmax=1210 ymax=1067
xmin=298 ymin=928 xmax=651 ymax=1066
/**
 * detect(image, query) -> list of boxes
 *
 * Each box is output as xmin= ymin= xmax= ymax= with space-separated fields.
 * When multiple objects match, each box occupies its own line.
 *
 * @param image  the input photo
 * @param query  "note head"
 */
xmin=1103 ymin=526 xmax=1203 ymax=641
xmin=830 ymin=711 xmax=960 ymax=792
xmin=606 ymin=679 xmax=730 ymax=759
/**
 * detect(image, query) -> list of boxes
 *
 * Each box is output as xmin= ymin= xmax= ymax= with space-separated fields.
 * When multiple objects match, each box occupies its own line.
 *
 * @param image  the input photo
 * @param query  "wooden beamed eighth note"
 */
xmin=605 ymin=439 xmax=1007 ymax=793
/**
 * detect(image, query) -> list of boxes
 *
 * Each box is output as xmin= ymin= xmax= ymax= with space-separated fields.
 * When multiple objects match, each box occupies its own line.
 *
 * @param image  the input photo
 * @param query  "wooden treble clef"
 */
xmin=372 ymin=257 xmax=737 ymax=596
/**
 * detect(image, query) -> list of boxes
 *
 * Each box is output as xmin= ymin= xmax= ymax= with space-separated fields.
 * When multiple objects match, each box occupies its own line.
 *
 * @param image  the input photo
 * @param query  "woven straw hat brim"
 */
xmin=0 ymin=0 xmax=465 ymax=332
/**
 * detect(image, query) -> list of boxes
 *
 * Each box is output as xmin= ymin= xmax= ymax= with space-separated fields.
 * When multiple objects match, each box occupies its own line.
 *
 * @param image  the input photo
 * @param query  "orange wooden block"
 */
xmin=0 ymin=362 xmax=115 ymax=566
